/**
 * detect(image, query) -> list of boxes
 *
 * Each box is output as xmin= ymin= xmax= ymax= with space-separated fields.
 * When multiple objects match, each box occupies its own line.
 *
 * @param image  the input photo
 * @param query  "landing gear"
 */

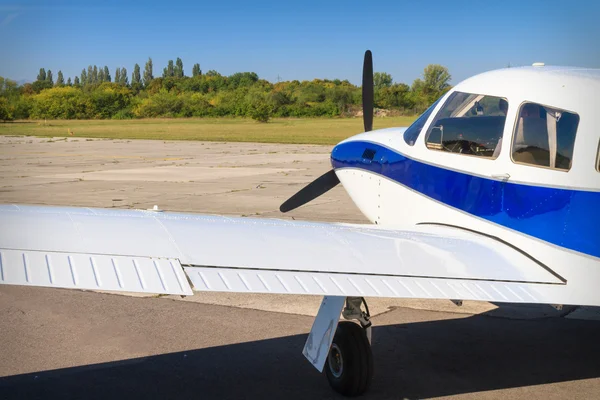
xmin=325 ymin=297 xmax=374 ymax=396
xmin=325 ymin=321 xmax=373 ymax=396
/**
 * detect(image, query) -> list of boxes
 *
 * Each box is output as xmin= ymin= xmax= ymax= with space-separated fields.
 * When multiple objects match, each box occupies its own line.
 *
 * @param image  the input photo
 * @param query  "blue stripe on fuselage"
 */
xmin=331 ymin=140 xmax=600 ymax=259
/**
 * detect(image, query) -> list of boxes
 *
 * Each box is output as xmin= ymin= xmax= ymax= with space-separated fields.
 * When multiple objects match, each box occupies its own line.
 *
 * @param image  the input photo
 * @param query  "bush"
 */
xmin=112 ymin=109 xmax=134 ymax=119
xmin=30 ymin=87 xmax=88 ymax=119
xmin=133 ymin=90 xmax=184 ymax=118
xmin=245 ymin=89 xmax=273 ymax=123
xmin=247 ymin=101 xmax=271 ymax=122
xmin=0 ymin=97 xmax=13 ymax=121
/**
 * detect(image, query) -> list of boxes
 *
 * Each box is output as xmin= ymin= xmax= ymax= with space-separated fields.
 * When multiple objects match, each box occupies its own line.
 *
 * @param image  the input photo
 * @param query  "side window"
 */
xmin=512 ymin=102 xmax=579 ymax=171
xmin=403 ymin=99 xmax=440 ymax=146
xmin=424 ymin=91 xmax=507 ymax=159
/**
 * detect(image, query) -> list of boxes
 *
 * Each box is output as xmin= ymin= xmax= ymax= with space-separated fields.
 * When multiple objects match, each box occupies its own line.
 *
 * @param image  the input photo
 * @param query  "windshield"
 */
xmin=403 ymin=99 xmax=441 ymax=146
xmin=424 ymin=91 xmax=507 ymax=158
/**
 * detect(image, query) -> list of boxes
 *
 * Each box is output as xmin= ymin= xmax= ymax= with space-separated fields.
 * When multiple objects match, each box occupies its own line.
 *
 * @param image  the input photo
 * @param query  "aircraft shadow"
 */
xmin=1 ymin=312 xmax=600 ymax=399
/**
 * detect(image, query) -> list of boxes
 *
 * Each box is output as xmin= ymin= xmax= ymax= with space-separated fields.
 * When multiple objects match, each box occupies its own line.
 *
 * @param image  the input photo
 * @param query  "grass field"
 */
xmin=0 ymin=117 xmax=416 ymax=145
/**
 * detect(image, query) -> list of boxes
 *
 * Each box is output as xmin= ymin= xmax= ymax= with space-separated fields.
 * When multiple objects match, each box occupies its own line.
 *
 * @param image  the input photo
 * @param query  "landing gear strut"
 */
xmin=325 ymin=297 xmax=374 ymax=396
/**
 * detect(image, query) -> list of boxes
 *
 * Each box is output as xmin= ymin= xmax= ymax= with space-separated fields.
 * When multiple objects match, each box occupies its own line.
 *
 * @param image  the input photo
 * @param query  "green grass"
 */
xmin=0 ymin=117 xmax=416 ymax=145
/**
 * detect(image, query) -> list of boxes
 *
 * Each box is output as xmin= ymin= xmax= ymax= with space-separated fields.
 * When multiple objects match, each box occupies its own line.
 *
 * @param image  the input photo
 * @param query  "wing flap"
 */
xmin=184 ymin=266 xmax=546 ymax=304
xmin=0 ymin=249 xmax=193 ymax=296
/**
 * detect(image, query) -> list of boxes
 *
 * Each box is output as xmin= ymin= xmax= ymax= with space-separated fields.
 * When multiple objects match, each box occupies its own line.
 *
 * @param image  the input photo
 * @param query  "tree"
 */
xmin=192 ymin=63 xmax=201 ymax=77
xmin=163 ymin=60 xmax=174 ymax=78
xmin=92 ymin=65 xmax=98 ymax=84
xmin=66 ymin=77 xmax=72 ymax=86
xmin=115 ymin=67 xmax=121 ymax=84
xmin=56 ymin=71 xmax=65 ymax=86
xmin=74 ymin=76 xmax=80 ymax=86
xmin=81 ymin=69 xmax=87 ymax=86
xmin=120 ymin=67 xmax=128 ymax=85
xmin=0 ymin=97 xmax=12 ymax=122
xmin=132 ymin=63 xmax=141 ymax=85
xmin=46 ymin=70 xmax=54 ymax=85
xmin=373 ymin=72 xmax=393 ymax=90
xmin=87 ymin=65 xmax=93 ymax=84
xmin=175 ymin=57 xmax=184 ymax=77
xmin=98 ymin=68 xmax=105 ymax=83
xmin=103 ymin=66 xmax=111 ymax=82
xmin=37 ymin=68 xmax=47 ymax=82
xmin=143 ymin=58 xmax=153 ymax=87
xmin=422 ymin=64 xmax=451 ymax=94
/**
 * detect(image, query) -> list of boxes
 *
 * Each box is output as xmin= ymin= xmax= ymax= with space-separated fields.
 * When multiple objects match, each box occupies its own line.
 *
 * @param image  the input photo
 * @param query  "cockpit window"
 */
xmin=403 ymin=99 xmax=440 ymax=146
xmin=424 ymin=91 xmax=507 ymax=159
xmin=511 ymin=102 xmax=579 ymax=171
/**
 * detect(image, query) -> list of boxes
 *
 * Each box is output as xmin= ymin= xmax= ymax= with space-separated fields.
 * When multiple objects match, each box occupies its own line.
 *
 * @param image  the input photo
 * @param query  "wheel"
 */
xmin=325 ymin=321 xmax=373 ymax=396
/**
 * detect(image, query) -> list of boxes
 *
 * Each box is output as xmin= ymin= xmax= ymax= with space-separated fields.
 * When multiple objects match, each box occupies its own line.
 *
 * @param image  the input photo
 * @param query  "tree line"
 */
xmin=0 ymin=57 xmax=451 ymax=122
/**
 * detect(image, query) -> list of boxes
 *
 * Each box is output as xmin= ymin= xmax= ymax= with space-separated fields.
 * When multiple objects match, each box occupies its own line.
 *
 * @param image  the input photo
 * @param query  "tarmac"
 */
xmin=1 ymin=135 xmax=600 ymax=399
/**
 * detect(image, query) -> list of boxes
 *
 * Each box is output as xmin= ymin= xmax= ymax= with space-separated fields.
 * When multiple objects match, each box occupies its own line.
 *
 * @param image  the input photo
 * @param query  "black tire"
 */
xmin=325 ymin=321 xmax=373 ymax=396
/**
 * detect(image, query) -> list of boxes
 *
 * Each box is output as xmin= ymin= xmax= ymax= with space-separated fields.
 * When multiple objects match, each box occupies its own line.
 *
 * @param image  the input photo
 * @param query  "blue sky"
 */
xmin=1 ymin=0 xmax=598 ymax=85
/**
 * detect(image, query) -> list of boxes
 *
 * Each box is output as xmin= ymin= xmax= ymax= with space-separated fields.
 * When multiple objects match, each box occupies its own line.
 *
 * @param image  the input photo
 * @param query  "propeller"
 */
xmin=279 ymin=50 xmax=374 ymax=213
xmin=362 ymin=50 xmax=374 ymax=133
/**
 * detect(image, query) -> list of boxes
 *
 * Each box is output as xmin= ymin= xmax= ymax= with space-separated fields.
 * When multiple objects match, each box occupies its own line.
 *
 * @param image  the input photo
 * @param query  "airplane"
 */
xmin=1 ymin=51 xmax=599 ymax=396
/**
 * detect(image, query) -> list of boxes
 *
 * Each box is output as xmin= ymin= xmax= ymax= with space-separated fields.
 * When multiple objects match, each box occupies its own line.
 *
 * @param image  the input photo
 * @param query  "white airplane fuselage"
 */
xmin=331 ymin=66 xmax=600 ymax=306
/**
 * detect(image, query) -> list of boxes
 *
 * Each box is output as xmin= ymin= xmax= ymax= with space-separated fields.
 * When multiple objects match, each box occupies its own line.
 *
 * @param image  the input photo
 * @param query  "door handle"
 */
xmin=491 ymin=173 xmax=510 ymax=181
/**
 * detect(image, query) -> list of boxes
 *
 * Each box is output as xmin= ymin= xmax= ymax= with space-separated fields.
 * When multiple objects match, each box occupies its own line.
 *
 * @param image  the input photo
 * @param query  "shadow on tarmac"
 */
xmin=2 ymin=313 xmax=600 ymax=400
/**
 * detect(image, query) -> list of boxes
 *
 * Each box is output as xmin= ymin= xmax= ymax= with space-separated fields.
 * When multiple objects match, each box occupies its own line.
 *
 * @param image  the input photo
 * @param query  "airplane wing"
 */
xmin=0 ymin=204 xmax=565 ymax=304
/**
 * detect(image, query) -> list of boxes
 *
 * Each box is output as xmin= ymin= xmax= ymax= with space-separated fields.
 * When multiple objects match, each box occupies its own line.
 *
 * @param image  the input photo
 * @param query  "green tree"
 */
xmin=373 ymin=72 xmax=393 ymax=90
xmin=120 ymin=67 xmax=128 ymax=85
xmin=46 ymin=70 xmax=54 ymax=85
xmin=115 ymin=67 xmax=121 ymax=84
xmin=192 ymin=63 xmax=201 ymax=77
xmin=175 ymin=57 xmax=184 ymax=77
xmin=67 ymin=77 xmax=72 ymax=86
xmin=98 ymin=68 xmax=105 ymax=83
xmin=378 ymin=83 xmax=411 ymax=109
xmin=56 ymin=70 xmax=65 ymax=86
xmin=37 ymin=68 xmax=47 ymax=82
xmin=163 ymin=60 xmax=174 ymax=78
xmin=0 ymin=97 xmax=12 ymax=122
xmin=74 ymin=76 xmax=80 ymax=86
xmin=411 ymin=64 xmax=452 ymax=112
xmin=87 ymin=66 xmax=93 ymax=84
xmin=246 ymin=90 xmax=273 ymax=123
xmin=31 ymin=80 xmax=52 ymax=92
xmin=422 ymin=64 xmax=451 ymax=93
xmin=92 ymin=65 xmax=98 ymax=84
xmin=103 ymin=66 xmax=111 ymax=82
xmin=132 ymin=63 xmax=141 ymax=85
xmin=143 ymin=58 xmax=153 ymax=87
xmin=80 ymin=69 xmax=87 ymax=85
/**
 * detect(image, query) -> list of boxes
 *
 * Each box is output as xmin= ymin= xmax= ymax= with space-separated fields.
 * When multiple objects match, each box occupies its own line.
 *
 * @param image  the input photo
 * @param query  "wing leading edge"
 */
xmin=0 ymin=205 xmax=565 ymax=302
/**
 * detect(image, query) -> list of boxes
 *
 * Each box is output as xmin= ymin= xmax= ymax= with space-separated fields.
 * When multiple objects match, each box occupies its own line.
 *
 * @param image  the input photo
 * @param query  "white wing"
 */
xmin=0 ymin=204 xmax=565 ymax=303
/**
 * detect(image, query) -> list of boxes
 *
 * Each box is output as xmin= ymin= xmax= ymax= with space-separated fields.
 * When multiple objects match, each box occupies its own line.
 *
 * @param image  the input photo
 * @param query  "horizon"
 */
xmin=1 ymin=0 xmax=599 ymax=86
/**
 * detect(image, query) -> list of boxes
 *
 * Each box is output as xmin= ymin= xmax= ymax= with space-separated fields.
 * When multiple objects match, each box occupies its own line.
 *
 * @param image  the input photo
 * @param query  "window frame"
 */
xmin=403 ymin=98 xmax=441 ymax=146
xmin=423 ymin=91 xmax=508 ymax=161
xmin=596 ymin=138 xmax=600 ymax=172
xmin=509 ymin=100 xmax=580 ymax=172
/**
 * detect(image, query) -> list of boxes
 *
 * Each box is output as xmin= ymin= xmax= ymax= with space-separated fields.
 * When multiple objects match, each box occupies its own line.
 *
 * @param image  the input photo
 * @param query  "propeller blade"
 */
xmin=362 ymin=50 xmax=374 ymax=132
xmin=279 ymin=169 xmax=340 ymax=213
